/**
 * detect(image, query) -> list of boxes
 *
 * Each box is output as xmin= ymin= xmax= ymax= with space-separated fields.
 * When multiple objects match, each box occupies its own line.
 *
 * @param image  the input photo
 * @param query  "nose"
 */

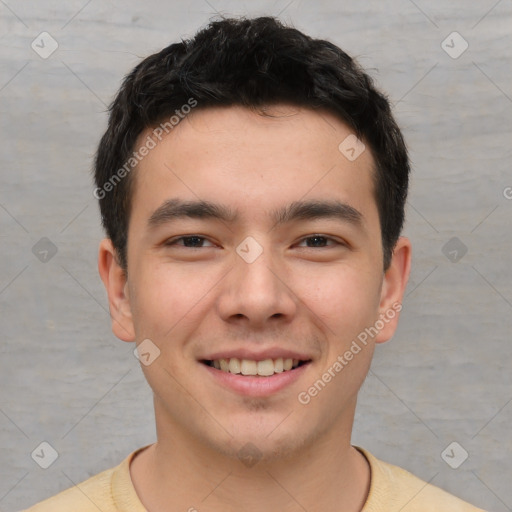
xmin=215 ymin=244 xmax=298 ymax=329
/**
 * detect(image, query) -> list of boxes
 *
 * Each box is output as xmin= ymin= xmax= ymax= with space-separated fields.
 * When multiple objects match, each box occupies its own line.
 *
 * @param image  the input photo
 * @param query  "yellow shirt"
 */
xmin=23 ymin=446 xmax=486 ymax=511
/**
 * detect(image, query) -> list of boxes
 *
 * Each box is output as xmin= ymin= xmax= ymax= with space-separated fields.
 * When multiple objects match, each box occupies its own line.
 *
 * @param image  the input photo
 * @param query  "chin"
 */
xmin=203 ymin=416 xmax=320 ymax=466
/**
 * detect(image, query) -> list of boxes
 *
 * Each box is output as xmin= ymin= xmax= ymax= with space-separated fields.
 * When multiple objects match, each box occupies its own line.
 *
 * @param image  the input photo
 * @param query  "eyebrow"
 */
xmin=147 ymin=198 xmax=363 ymax=230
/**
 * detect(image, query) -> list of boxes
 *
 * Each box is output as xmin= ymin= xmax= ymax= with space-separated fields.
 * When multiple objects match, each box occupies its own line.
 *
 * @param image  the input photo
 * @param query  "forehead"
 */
xmin=129 ymin=105 xmax=378 ymax=228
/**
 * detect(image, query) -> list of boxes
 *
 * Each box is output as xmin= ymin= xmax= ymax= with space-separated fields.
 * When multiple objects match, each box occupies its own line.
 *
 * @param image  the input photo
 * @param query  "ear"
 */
xmin=97 ymin=238 xmax=136 ymax=342
xmin=374 ymin=236 xmax=412 ymax=344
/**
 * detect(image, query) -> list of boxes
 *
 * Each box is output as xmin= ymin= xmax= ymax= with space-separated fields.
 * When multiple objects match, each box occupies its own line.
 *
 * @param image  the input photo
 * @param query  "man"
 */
xmin=25 ymin=16 xmax=485 ymax=512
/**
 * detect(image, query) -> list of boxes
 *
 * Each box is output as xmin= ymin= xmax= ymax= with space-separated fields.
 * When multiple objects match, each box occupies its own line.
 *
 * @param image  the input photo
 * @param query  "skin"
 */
xmin=98 ymin=104 xmax=411 ymax=511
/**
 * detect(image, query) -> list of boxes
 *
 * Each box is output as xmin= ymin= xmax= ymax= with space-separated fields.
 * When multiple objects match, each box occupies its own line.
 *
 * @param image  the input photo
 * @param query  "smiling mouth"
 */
xmin=202 ymin=358 xmax=311 ymax=377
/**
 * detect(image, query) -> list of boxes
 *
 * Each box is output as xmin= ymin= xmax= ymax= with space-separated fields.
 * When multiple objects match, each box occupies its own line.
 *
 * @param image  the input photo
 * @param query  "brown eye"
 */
xmin=297 ymin=235 xmax=339 ymax=248
xmin=165 ymin=236 xmax=214 ymax=248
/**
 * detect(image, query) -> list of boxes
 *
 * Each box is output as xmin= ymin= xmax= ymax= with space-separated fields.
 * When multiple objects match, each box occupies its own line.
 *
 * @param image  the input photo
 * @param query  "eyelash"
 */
xmin=165 ymin=235 xmax=342 ymax=249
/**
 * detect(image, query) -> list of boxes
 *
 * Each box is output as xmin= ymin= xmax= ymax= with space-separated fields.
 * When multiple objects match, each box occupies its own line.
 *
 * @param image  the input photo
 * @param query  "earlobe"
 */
xmin=97 ymin=238 xmax=136 ymax=342
xmin=374 ymin=236 xmax=412 ymax=344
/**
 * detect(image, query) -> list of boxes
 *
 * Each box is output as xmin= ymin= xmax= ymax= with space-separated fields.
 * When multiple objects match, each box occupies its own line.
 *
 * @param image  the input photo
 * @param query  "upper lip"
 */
xmin=200 ymin=349 xmax=313 ymax=362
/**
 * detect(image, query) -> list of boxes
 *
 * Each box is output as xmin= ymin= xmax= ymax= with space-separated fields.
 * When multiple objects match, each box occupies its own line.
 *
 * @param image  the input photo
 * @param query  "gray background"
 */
xmin=0 ymin=0 xmax=511 ymax=510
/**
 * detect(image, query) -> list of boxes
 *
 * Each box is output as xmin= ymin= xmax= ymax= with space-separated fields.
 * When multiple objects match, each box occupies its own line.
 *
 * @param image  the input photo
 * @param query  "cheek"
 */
xmin=292 ymin=264 xmax=381 ymax=332
xmin=130 ymin=261 xmax=223 ymax=340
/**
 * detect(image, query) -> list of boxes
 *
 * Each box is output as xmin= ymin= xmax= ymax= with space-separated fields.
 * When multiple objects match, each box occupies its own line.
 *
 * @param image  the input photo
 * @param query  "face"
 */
xmin=99 ymin=105 xmax=410 ymax=462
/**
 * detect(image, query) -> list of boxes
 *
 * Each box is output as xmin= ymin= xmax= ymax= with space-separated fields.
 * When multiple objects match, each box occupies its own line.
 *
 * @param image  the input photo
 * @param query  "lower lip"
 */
xmin=202 ymin=362 xmax=310 ymax=397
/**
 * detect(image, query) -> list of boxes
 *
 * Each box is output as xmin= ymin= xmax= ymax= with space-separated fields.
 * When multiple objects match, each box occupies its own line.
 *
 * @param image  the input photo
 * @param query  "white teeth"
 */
xmin=209 ymin=357 xmax=306 ymax=376
xmin=229 ymin=358 xmax=241 ymax=374
xmin=241 ymin=359 xmax=258 ymax=375
xmin=257 ymin=359 xmax=275 ymax=376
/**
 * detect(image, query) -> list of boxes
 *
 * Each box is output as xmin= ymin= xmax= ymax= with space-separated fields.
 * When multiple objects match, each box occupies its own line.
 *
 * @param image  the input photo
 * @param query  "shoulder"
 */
xmin=358 ymin=447 xmax=487 ymax=512
xmin=22 ymin=447 xmax=149 ymax=512
xmin=21 ymin=466 xmax=116 ymax=512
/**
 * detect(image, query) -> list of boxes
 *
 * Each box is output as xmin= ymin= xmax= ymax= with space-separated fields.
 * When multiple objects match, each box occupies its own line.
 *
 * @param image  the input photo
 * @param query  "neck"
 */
xmin=131 ymin=404 xmax=370 ymax=512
